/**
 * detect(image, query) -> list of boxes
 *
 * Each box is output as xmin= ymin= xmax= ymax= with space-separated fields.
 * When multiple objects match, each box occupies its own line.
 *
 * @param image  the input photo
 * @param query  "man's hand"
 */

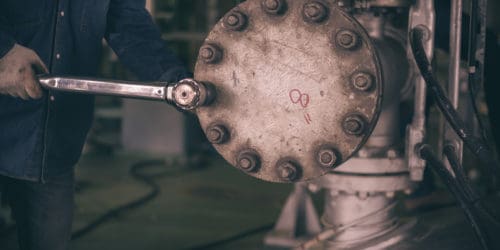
xmin=0 ymin=44 xmax=48 ymax=100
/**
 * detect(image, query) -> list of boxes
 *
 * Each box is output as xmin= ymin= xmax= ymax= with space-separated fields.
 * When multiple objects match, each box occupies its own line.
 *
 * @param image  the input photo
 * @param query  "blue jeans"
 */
xmin=1 ymin=170 xmax=74 ymax=250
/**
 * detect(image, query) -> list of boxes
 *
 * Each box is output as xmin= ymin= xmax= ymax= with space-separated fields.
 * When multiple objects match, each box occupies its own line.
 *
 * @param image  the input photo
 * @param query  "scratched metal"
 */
xmin=195 ymin=0 xmax=383 ymax=183
xmin=350 ymin=0 xmax=413 ymax=8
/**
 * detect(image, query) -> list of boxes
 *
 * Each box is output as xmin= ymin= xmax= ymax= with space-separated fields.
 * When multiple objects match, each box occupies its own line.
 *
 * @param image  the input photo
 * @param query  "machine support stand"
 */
xmin=264 ymin=183 xmax=321 ymax=248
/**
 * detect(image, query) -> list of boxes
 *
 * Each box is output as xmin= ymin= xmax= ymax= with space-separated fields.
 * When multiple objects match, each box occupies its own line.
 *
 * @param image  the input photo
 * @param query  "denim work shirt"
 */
xmin=0 ymin=0 xmax=191 ymax=181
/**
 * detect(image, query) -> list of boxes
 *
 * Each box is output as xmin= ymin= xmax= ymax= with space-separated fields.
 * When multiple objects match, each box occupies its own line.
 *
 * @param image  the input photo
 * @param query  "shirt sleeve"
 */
xmin=104 ymin=0 xmax=192 ymax=82
xmin=0 ymin=30 xmax=15 ymax=59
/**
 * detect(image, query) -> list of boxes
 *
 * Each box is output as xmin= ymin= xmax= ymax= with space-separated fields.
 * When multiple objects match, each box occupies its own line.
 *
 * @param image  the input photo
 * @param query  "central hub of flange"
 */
xmin=194 ymin=0 xmax=383 ymax=183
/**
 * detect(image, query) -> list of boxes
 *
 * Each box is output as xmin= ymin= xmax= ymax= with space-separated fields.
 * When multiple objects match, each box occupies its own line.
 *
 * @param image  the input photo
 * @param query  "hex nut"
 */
xmin=261 ymin=0 xmax=287 ymax=15
xmin=335 ymin=29 xmax=360 ymax=50
xmin=237 ymin=150 xmax=261 ymax=173
xmin=317 ymin=148 xmax=339 ymax=168
xmin=351 ymin=72 xmax=374 ymax=91
xmin=302 ymin=1 xmax=328 ymax=23
xmin=223 ymin=11 xmax=248 ymax=31
xmin=199 ymin=44 xmax=223 ymax=64
xmin=206 ymin=125 xmax=229 ymax=144
xmin=276 ymin=160 xmax=301 ymax=182
xmin=172 ymin=80 xmax=200 ymax=109
xmin=342 ymin=115 xmax=366 ymax=136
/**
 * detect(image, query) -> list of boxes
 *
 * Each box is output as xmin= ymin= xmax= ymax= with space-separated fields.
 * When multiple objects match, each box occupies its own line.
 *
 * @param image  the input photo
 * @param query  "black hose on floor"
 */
xmin=71 ymin=159 xmax=166 ymax=240
xmin=443 ymin=145 xmax=500 ymax=227
xmin=419 ymin=145 xmax=492 ymax=250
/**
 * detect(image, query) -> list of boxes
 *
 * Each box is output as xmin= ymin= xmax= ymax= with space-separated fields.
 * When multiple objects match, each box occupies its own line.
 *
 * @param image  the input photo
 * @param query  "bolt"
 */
xmin=386 ymin=149 xmax=398 ymax=158
xmin=172 ymin=81 xmax=199 ymax=108
xmin=335 ymin=29 xmax=360 ymax=50
xmin=237 ymin=151 xmax=261 ymax=173
xmin=357 ymin=149 xmax=369 ymax=158
xmin=223 ymin=11 xmax=247 ymax=31
xmin=385 ymin=191 xmax=395 ymax=198
xmin=308 ymin=183 xmax=320 ymax=193
xmin=342 ymin=114 xmax=366 ymax=136
xmin=277 ymin=161 xmax=301 ymax=182
xmin=239 ymin=158 xmax=252 ymax=169
xmin=351 ymin=72 xmax=374 ymax=91
xmin=226 ymin=15 xmax=239 ymax=26
xmin=317 ymin=148 xmax=339 ymax=168
xmin=330 ymin=189 xmax=340 ymax=197
xmin=200 ymin=44 xmax=222 ymax=64
xmin=200 ymin=47 xmax=213 ymax=59
xmin=262 ymin=0 xmax=286 ymax=15
xmin=206 ymin=125 xmax=229 ymax=144
xmin=357 ymin=191 xmax=369 ymax=200
xmin=302 ymin=1 xmax=328 ymax=23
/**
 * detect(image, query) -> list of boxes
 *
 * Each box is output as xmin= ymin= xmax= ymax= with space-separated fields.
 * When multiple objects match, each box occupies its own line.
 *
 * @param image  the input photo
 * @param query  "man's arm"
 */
xmin=105 ymin=0 xmax=192 ymax=82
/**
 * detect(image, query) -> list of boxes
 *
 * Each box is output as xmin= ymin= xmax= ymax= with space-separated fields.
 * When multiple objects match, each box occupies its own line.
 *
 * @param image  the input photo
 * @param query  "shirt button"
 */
xmin=60 ymin=11 xmax=65 ymax=17
xmin=56 ymin=53 xmax=61 ymax=59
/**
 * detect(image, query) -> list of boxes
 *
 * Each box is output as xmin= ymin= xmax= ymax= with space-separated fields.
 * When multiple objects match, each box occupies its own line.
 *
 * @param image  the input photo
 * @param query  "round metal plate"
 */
xmin=194 ymin=0 xmax=382 ymax=183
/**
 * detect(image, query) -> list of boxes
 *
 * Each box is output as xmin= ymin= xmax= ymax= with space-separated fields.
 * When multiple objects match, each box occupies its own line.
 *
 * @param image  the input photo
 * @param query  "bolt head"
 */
xmin=201 ymin=47 xmax=213 ymax=59
xmin=237 ymin=151 xmax=261 ymax=173
xmin=303 ymin=1 xmax=328 ymax=23
xmin=206 ymin=125 xmax=229 ymax=144
xmin=330 ymin=189 xmax=340 ymax=197
xmin=342 ymin=115 xmax=366 ymax=136
xmin=223 ymin=11 xmax=248 ymax=31
xmin=173 ymin=81 xmax=199 ymax=108
xmin=386 ymin=149 xmax=398 ymax=158
xmin=352 ymin=72 xmax=374 ymax=91
xmin=262 ymin=0 xmax=286 ymax=15
xmin=277 ymin=161 xmax=300 ymax=181
xmin=239 ymin=158 xmax=252 ymax=169
xmin=226 ymin=15 xmax=239 ymax=26
xmin=335 ymin=29 xmax=359 ymax=50
xmin=357 ymin=191 xmax=369 ymax=200
xmin=200 ymin=44 xmax=222 ymax=64
xmin=308 ymin=183 xmax=320 ymax=193
xmin=207 ymin=129 xmax=221 ymax=142
xmin=317 ymin=148 xmax=338 ymax=168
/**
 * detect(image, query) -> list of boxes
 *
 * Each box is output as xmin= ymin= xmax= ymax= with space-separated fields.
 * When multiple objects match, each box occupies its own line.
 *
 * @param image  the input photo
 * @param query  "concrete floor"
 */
xmin=1 ymin=151 xmax=499 ymax=250
xmin=0 ymin=151 xmax=292 ymax=250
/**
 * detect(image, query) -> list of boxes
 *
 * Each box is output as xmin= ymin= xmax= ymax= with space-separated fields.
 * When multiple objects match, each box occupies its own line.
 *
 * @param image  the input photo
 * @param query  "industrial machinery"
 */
xmin=40 ymin=0 xmax=499 ymax=249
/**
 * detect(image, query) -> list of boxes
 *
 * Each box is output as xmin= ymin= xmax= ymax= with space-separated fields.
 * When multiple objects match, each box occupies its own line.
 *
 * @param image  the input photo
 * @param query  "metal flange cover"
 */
xmin=195 ymin=0 xmax=383 ymax=183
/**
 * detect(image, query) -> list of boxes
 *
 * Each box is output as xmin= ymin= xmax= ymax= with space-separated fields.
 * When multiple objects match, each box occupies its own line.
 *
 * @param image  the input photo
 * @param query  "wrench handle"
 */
xmin=38 ymin=75 xmax=167 ymax=101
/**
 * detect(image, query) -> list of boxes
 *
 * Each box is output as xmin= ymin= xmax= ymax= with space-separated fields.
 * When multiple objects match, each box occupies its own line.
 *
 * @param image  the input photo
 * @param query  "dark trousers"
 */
xmin=0 ymin=171 xmax=74 ymax=250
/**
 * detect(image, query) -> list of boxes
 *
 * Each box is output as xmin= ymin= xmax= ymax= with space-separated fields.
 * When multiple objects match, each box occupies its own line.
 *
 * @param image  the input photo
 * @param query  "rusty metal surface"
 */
xmin=317 ymin=173 xmax=412 ymax=193
xmin=360 ymin=0 xmax=413 ymax=8
xmin=337 ymin=0 xmax=413 ymax=9
xmin=194 ymin=0 xmax=383 ymax=183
